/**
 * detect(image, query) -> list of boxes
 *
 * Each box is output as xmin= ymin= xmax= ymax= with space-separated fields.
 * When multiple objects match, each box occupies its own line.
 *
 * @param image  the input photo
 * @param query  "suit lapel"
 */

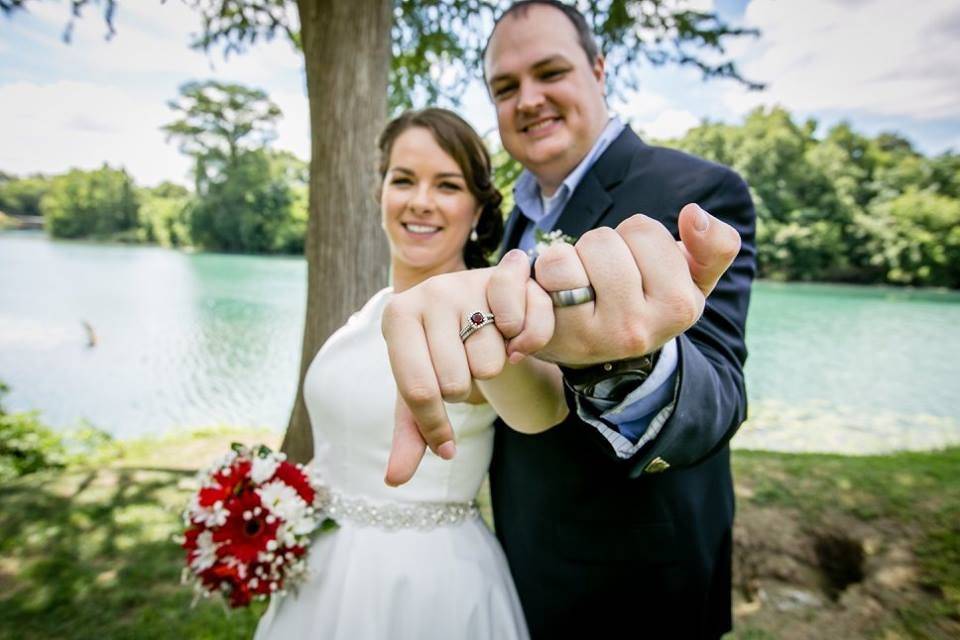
xmin=549 ymin=127 xmax=642 ymax=239
xmin=501 ymin=126 xmax=645 ymax=252
xmin=551 ymin=171 xmax=613 ymax=240
xmin=501 ymin=205 xmax=527 ymax=254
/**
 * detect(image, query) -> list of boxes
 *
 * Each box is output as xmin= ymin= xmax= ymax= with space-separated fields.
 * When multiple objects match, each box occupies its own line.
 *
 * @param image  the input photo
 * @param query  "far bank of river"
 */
xmin=2 ymin=231 xmax=960 ymax=453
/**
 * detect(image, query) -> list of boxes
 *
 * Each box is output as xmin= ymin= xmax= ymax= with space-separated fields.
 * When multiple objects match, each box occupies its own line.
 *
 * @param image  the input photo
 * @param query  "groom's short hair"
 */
xmin=483 ymin=1 xmax=600 ymax=68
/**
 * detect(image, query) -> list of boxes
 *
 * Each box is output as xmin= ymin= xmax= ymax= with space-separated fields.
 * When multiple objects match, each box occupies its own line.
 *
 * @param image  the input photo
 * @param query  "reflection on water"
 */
xmin=2 ymin=231 xmax=959 ymax=451
xmin=1 ymin=232 xmax=305 ymax=438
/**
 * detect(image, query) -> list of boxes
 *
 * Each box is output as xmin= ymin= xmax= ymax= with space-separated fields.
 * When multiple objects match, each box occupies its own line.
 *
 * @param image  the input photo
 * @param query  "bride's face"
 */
xmin=381 ymin=127 xmax=481 ymax=278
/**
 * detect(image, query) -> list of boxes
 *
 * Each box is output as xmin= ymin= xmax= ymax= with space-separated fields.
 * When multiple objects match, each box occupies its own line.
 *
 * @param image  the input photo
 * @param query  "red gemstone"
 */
xmin=470 ymin=312 xmax=485 ymax=326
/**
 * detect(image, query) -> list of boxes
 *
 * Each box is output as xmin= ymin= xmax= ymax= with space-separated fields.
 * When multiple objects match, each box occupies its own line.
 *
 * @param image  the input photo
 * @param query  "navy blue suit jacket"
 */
xmin=489 ymin=126 xmax=757 ymax=639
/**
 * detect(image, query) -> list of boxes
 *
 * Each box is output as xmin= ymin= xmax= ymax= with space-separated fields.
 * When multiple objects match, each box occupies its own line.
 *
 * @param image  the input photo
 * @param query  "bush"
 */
xmin=0 ymin=410 xmax=66 ymax=482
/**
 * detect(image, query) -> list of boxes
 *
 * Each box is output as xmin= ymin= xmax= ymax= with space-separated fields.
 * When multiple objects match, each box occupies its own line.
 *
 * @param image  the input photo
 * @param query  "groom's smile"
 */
xmin=484 ymin=2 xmax=609 ymax=195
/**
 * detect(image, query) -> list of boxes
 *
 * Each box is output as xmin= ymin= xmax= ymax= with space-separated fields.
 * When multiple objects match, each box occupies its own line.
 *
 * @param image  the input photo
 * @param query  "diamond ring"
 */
xmin=459 ymin=311 xmax=495 ymax=342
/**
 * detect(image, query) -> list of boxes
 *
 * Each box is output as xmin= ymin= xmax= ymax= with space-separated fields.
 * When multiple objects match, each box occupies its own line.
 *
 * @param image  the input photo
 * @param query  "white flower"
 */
xmin=188 ymin=494 xmax=230 ymax=528
xmin=250 ymin=455 xmax=280 ymax=484
xmin=528 ymin=228 xmax=577 ymax=259
xmin=190 ymin=530 xmax=219 ymax=572
xmin=257 ymin=480 xmax=307 ymax=523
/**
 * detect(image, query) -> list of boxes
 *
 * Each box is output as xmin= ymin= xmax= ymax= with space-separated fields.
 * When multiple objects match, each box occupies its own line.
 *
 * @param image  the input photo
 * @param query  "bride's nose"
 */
xmin=407 ymin=184 xmax=434 ymax=215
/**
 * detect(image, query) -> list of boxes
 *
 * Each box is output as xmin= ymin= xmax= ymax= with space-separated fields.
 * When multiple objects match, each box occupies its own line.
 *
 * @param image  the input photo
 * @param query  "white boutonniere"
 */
xmin=529 ymin=228 xmax=578 ymax=259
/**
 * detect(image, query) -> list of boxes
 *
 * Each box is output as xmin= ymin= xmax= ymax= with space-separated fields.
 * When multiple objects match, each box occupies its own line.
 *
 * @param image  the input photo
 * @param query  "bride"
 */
xmin=253 ymin=108 xmax=567 ymax=639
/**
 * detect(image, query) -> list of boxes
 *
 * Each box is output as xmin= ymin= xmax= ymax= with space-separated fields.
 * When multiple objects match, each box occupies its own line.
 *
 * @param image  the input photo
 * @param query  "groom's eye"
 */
xmin=540 ymin=67 xmax=567 ymax=80
xmin=492 ymin=83 xmax=517 ymax=100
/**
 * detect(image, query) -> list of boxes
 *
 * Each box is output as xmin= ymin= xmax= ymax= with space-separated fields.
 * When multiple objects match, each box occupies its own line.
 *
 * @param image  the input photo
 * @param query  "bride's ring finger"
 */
xmin=423 ymin=310 xmax=475 ymax=403
xmin=460 ymin=309 xmax=507 ymax=381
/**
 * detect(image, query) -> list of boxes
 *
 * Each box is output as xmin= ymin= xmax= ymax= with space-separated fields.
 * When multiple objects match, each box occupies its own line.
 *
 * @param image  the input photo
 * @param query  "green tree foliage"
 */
xmin=863 ymin=190 xmax=960 ymax=288
xmin=41 ymin=164 xmax=140 ymax=239
xmin=188 ymin=148 xmax=308 ymax=253
xmin=0 ymin=173 xmax=52 ymax=217
xmin=138 ymin=182 xmax=192 ymax=248
xmin=665 ymin=107 xmax=960 ymax=288
xmin=0 ymin=382 xmax=66 ymax=482
xmin=162 ymin=80 xmax=305 ymax=253
xmin=162 ymin=80 xmax=283 ymax=194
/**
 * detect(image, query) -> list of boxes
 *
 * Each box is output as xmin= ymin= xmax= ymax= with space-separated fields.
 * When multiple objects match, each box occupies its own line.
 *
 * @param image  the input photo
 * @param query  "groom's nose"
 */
xmin=516 ymin=80 xmax=546 ymax=115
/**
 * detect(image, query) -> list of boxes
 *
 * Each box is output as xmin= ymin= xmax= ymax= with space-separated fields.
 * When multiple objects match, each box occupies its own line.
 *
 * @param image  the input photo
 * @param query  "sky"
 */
xmin=1 ymin=0 xmax=958 ymax=188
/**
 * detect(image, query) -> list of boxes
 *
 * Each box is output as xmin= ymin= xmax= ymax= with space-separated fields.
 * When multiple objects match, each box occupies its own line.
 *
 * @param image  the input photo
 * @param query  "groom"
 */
xmin=384 ymin=1 xmax=756 ymax=637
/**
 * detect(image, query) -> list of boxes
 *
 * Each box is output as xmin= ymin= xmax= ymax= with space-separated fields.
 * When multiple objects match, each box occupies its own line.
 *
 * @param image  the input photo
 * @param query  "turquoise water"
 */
xmin=2 ymin=231 xmax=959 ymax=452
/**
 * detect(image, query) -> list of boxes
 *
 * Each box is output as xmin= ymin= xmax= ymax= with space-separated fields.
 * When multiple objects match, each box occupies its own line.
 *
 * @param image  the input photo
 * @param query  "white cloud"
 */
xmin=0 ymin=81 xmax=190 ymax=186
xmin=0 ymin=2 xmax=308 ymax=186
xmin=721 ymin=0 xmax=960 ymax=120
xmin=632 ymin=108 xmax=701 ymax=140
xmin=611 ymin=88 xmax=699 ymax=140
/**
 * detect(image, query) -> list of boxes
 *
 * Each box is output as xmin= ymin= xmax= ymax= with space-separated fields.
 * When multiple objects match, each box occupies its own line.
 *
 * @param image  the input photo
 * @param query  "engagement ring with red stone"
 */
xmin=459 ymin=311 xmax=496 ymax=342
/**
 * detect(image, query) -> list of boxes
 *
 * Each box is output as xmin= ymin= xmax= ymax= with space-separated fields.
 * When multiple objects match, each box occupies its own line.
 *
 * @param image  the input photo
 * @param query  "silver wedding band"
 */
xmin=459 ymin=311 xmax=496 ymax=342
xmin=549 ymin=285 xmax=596 ymax=308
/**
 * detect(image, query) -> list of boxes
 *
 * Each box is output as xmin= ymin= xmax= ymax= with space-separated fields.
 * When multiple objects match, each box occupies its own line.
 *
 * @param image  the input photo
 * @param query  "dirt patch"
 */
xmin=732 ymin=507 xmax=953 ymax=639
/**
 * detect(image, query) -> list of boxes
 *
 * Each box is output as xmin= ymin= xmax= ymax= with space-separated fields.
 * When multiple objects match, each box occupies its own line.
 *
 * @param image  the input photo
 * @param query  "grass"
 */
xmin=0 ymin=428 xmax=278 ymax=640
xmin=1 ymin=429 xmax=958 ymax=639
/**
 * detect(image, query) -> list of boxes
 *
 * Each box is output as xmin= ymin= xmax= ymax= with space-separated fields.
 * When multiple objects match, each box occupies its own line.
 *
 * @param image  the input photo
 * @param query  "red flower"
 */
xmin=272 ymin=462 xmax=316 ymax=505
xmin=212 ymin=490 xmax=279 ymax=564
xmin=213 ymin=459 xmax=252 ymax=496
xmin=182 ymin=526 xmax=202 ymax=552
xmin=201 ymin=563 xmax=252 ymax=608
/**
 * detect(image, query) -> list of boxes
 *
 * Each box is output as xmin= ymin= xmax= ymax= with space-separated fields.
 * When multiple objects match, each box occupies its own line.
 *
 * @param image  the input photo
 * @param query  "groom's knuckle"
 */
xmin=578 ymin=226 xmax=617 ymax=252
xmin=619 ymin=323 xmax=651 ymax=356
xmin=664 ymin=289 xmax=701 ymax=329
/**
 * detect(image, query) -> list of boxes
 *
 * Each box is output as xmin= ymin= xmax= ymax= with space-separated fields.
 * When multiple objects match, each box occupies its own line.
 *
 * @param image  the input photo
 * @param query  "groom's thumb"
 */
xmin=677 ymin=203 xmax=741 ymax=298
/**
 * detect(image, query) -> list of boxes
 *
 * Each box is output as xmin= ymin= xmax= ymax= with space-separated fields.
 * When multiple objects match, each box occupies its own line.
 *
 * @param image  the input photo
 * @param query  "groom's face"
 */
xmin=484 ymin=4 xmax=608 ymax=188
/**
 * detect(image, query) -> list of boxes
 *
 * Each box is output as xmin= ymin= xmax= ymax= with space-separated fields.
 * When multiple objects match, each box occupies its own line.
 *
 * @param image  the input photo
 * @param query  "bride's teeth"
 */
xmin=406 ymin=224 xmax=439 ymax=233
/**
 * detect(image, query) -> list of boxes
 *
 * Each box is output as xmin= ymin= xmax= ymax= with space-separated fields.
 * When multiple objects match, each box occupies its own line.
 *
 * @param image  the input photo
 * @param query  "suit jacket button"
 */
xmin=644 ymin=457 xmax=670 ymax=474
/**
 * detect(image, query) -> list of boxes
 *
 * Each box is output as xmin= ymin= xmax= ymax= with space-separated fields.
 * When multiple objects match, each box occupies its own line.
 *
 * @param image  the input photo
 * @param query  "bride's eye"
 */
xmin=439 ymin=182 xmax=462 ymax=191
xmin=391 ymin=177 xmax=413 ymax=186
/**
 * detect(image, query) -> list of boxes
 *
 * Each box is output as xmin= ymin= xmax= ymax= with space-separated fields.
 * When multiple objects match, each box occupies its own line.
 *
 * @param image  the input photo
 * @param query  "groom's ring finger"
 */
xmin=533 ymin=242 xmax=593 ymax=312
xmin=549 ymin=285 xmax=595 ymax=307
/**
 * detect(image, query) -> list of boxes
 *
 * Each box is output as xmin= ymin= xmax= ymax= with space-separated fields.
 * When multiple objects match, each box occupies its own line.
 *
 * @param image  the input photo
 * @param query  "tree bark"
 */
xmin=282 ymin=0 xmax=392 ymax=463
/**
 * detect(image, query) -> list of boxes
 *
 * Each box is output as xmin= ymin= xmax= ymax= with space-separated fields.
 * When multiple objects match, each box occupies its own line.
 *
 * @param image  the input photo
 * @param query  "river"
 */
xmin=2 ymin=231 xmax=959 ymax=453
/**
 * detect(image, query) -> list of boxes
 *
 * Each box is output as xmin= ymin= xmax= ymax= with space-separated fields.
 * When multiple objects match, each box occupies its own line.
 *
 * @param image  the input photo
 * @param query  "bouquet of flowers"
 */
xmin=179 ymin=443 xmax=333 ymax=607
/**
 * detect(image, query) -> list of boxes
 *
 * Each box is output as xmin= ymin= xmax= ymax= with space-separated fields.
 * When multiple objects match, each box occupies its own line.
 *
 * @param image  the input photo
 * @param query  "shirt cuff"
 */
xmin=571 ymin=339 xmax=680 ymax=459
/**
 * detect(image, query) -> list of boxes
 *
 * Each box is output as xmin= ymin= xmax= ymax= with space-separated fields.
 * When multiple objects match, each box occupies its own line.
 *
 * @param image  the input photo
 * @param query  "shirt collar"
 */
xmin=513 ymin=116 xmax=625 ymax=224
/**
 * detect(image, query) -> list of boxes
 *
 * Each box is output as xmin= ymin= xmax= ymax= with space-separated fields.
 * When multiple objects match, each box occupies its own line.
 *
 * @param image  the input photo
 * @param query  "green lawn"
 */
xmin=1 ymin=429 xmax=957 ymax=639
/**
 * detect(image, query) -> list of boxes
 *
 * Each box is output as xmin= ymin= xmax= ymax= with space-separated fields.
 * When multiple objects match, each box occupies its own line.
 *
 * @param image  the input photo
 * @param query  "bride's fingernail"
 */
xmin=509 ymin=351 xmax=526 ymax=364
xmin=437 ymin=441 xmax=457 ymax=460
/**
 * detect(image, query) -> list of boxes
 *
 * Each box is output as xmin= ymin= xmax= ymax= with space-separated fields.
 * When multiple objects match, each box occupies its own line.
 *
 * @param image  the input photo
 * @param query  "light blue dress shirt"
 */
xmin=512 ymin=117 xmax=679 ymax=457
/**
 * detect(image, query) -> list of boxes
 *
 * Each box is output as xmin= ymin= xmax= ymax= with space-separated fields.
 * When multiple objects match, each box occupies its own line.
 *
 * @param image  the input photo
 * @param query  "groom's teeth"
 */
xmin=526 ymin=118 xmax=557 ymax=132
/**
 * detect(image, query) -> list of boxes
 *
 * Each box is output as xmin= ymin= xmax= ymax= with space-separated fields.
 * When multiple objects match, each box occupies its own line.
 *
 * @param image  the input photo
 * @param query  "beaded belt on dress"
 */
xmin=321 ymin=489 xmax=478 ymax=531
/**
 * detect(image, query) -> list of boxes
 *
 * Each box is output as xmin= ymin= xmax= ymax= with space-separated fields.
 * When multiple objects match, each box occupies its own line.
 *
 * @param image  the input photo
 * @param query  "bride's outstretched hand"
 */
xmin=382 ymin=254 xmax=552 ymax=486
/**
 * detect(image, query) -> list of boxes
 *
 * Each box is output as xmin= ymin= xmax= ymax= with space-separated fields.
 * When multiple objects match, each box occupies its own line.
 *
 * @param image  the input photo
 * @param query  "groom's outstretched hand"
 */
xmin=504 ymin=204 xmax=741 ymax=365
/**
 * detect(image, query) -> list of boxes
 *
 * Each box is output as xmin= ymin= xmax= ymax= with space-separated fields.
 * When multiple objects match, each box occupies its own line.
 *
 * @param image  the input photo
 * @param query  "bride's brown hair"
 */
xmin=377 ymin=108 xmax=504 ymax=269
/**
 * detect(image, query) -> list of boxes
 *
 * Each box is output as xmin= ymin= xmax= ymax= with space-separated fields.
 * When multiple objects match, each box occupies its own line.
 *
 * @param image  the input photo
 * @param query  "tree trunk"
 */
xmin=282 ymin=0 xmax=392 ymax=463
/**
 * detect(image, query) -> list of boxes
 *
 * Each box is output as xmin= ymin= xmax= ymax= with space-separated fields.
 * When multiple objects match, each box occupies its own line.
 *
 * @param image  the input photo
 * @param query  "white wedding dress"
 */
xmin=254 ymin=288 xmax=529 ymax=640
